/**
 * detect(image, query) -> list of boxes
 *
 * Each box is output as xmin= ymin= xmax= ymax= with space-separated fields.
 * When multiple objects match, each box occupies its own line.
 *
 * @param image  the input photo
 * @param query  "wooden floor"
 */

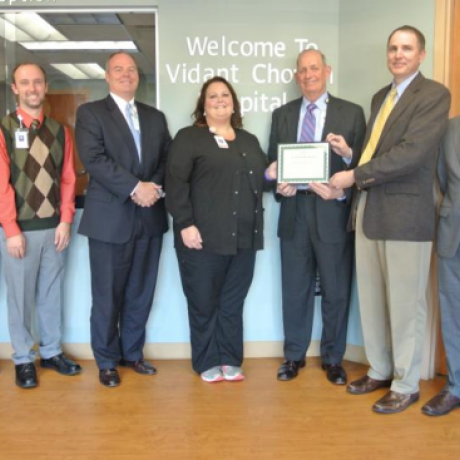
xmin=0 ymin=358 xmax=458 ymax=460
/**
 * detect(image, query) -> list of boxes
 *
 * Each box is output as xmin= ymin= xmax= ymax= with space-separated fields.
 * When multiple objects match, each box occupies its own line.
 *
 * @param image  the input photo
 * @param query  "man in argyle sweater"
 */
xmin=0 ymin=63 xmax=82 ymax=388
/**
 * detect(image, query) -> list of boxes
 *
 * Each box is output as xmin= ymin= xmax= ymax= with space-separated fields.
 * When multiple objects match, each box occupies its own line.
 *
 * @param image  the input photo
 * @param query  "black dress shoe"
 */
xmin=99 ymin=369 xmax=120 ymax=387
xmin=277 ymin=359 xmax=306 ymax=381
xmin=321 ymin=363 xmax=347 ymax=385
xmin=119 ymin=359 xmax=157 ymax=375
xmin=40 ymin=353 xmax=82 ymax=376
xmin=15 ymin=363 xmax=38 ymax=389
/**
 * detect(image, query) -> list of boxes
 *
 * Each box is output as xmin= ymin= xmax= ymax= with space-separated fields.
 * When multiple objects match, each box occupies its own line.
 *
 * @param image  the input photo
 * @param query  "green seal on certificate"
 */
xmin=277 ymin=142 xmax=330 ymax=184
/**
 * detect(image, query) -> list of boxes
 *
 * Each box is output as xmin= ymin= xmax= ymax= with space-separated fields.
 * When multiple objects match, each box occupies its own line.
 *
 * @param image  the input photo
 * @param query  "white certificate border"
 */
xmin=277 ymin=142 xmax=330 ymax=183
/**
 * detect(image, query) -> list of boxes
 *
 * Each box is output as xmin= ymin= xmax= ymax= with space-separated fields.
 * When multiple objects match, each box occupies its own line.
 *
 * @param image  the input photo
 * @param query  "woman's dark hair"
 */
xmin=192 ymin=76 xmax=243 ymax=128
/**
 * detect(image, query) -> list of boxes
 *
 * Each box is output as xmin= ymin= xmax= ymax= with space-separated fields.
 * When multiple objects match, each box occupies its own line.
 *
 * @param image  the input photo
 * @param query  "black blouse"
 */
xmin=166 ymin=126 xmax=268 ymax=255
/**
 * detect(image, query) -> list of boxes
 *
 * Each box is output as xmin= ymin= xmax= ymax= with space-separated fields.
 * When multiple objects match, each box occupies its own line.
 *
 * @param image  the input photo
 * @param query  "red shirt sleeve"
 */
xmin=60 ymin=126 xmax=76 ymax=224
xmin=0 ymin=129 xmax=21 ymax=237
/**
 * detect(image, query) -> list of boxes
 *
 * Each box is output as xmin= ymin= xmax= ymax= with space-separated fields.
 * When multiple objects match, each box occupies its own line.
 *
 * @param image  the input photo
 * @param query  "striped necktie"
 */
xmin=300 ymin=103 xmax=317 ymax=142
xmin=359 ymin=88 xmax=398 ymax=166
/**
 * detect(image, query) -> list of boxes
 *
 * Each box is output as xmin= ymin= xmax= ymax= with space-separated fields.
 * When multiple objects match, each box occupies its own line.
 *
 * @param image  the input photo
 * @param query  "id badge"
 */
xmin=214 ymin=135 xmax=229 ymax=149
xmin=15 ymin=128 xmax=29 ymax=149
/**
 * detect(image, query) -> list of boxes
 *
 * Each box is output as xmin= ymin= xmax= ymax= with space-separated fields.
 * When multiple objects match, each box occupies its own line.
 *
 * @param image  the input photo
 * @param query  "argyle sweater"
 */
xmin=0 ymin=113 xmax=65 ymax=231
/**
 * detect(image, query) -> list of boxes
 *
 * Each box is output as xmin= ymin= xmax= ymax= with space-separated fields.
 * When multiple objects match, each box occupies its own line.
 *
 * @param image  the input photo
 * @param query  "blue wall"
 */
xmin=0 ymin=0 xmax=435 ymax=352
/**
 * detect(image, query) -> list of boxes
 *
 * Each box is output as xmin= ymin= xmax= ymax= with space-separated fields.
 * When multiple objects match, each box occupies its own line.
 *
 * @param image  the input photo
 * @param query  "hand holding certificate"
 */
xmin=277 ymin=142 xmax=330 ymax=184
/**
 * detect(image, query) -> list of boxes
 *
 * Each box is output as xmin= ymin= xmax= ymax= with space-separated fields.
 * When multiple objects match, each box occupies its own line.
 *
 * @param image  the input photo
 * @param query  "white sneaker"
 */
xmin=222 ymin=365 xmax=245 ymax=381
xmin=201 ymin=366 xmax=224 ymax=383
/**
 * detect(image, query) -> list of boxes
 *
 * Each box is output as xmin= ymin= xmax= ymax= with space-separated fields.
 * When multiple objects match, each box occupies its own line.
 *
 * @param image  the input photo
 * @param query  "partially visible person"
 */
xmin=267 ymin=49 xmax=366 ymax=385
xmin=421 ymin=115 xmax=460 ymax=416
xmin=0 ymin=63 xmax=81 ymax=389
xmin=166 ymin=76 xmax=270 ymax=383
xmin=330 ymin=26 xmax=450 ymax=414
xmin=76 ymin=52 xmax=171 ymax=388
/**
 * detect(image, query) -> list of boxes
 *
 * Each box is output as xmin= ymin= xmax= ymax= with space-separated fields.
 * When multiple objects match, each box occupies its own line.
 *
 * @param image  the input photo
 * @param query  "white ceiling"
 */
xmin=0 ymin=12 xmax=156 ymax=83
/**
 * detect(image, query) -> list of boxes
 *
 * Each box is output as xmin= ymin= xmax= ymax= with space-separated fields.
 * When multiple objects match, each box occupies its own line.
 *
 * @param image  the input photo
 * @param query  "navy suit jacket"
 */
xmin=76 ymin=95 xmax=171 ymax=243
xmin=268 ymin=94 xmax=366 ymax=242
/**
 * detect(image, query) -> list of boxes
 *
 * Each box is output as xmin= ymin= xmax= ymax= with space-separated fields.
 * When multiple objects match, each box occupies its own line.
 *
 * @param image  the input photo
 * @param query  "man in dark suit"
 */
xmin=76 ymin=52 xmax=171 ymax=387
xmin=267 ymin=49 xmax=366 ymax=384
xmin=422 ymin=116 xmax=460 ymax=416
xmin=330 ymin=26 xmax=450 ymax=413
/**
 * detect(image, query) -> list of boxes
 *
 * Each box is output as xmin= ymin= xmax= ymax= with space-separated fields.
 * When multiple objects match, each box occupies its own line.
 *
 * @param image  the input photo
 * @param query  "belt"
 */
xmin=297 ymin=189 xmax=316 ymax=196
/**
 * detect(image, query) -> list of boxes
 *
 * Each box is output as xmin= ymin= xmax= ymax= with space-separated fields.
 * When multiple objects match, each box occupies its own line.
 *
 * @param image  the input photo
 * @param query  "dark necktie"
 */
xmin=30 ymin=119 xmax=40 ymax=132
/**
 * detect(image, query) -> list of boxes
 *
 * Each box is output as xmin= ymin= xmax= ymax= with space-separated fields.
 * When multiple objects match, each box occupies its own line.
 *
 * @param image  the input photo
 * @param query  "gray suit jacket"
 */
xmin=268 ymin=94 xmax=366 ymax=242
xmin=436 ymin=116 xmax=460 ymax=258
xmin=76 ymin=96 xmax=171 ymax=244
xmin=354 ymin=73 xmax=451 ymax=241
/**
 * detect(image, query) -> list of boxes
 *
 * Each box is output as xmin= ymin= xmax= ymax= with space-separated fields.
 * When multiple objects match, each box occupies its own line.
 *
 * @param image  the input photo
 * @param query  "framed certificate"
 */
xmin=277 ymin=142 xmax=330 ymax=183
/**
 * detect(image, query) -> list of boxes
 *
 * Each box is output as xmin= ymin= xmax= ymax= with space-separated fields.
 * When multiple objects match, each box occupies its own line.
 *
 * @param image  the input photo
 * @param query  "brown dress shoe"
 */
xmin=372 ymin=390 xmax=420 ymax=414
xmin=422 ymin=389 xmax=460 ymax=416
xmin=347 ymin=375 xmax=392 ymax=394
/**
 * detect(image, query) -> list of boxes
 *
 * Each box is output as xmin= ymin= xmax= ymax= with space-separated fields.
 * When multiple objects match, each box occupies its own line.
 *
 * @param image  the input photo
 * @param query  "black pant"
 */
xmin=176 ymin=247 xmax=256 ymax=373
xmin=88 ymin=216 xmax=162 ymax=370
xmin=280 ymin=195 xmax=353 ymax=364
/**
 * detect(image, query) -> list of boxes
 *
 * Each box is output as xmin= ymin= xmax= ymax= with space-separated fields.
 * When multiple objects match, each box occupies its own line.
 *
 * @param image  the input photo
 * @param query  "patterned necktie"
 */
xmin=297 ymin=103 xmax=317 ymax=191
xmin=359 ymin=88 xmax=398 ymax=166
xmin=125 ymin=102 xmax=141 ymax=161
xmin=300 ymin=103 xmax=317 ymax=142
xmin=30 ymin=119 xmax=40 ymax=132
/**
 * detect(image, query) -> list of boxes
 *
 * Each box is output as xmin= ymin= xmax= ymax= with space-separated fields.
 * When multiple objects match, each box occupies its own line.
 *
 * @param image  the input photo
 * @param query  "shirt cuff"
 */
xmin=3 ymin=221 xmax=21 ymax=238
xmin=131 ymin=181 xmax=141 ymax=196
xmin=264 ymin=169 xmax=276 ymax=182
xmin=342 ymin=149 xmax=353 ymax=166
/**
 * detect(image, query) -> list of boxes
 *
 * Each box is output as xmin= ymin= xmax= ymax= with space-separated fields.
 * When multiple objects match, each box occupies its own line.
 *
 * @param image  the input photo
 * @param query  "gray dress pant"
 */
xmin=0 ymin=228 xmax=65 ymax=364
xmin=438 ymin=248 xmax=460 ymax=399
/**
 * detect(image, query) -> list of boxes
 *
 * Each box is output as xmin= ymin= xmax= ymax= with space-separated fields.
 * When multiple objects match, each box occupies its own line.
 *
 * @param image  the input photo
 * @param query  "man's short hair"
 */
xmin=11 ymin=63 xmax=47 ymax=84
xmin=105 ymin=51 xmax=137 ymax=72
xmin=296 ymin=49 xmax=327 ymax=69
xmin=387 ymin=25 xmax=426 ymax=51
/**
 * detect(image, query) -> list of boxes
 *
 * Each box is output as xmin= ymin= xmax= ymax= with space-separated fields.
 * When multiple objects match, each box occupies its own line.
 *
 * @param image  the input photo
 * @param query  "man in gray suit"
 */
xmin=421 ymin=116 xmax=460 ymax=416
xmin=331 ymin=25 xmax=450 ymax=413
xmin=267 ymin=49 xmax=366 ymax=384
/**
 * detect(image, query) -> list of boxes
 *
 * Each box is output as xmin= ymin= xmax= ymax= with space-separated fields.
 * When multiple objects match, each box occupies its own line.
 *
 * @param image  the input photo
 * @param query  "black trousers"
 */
xmin=176 ymin=247 xmax=256 ymax=374
xmin=280 ymin=194 xmax=353 ymax=364
xmin=88 ymin=216 xmax=162 ymax=370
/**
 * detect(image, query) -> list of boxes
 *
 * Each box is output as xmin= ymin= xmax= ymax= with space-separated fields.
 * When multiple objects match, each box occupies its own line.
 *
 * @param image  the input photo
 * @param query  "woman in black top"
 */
xmin=166 ymin=76 xmax=271 ymax=382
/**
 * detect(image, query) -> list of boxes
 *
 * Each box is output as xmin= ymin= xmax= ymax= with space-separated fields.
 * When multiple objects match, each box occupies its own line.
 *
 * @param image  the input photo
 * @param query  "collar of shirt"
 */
xmin=110 ymin=92 xmax=136 ymax=123
xmin=297 ymin=91 xmax=328 ymax=142
xmin=16 ymin=107 xmax=44 ymax=129
xmin=392 ymin=71 xmax=420 ymax=101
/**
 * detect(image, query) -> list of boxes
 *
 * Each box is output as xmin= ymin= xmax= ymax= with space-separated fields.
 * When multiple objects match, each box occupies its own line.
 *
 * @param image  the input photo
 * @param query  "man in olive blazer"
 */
xmin=422 ymin=116 xmax=460 ymax=416
xmin=268 ymin=49 xmax=366 ymax=385
xmin=330 ymin=26 xmax=450 ymax=414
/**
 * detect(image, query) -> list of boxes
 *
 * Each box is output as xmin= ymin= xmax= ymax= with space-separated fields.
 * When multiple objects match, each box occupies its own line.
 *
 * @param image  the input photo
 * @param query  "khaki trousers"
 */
xmin=355 ymin=191 xmax=432 ymax=394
